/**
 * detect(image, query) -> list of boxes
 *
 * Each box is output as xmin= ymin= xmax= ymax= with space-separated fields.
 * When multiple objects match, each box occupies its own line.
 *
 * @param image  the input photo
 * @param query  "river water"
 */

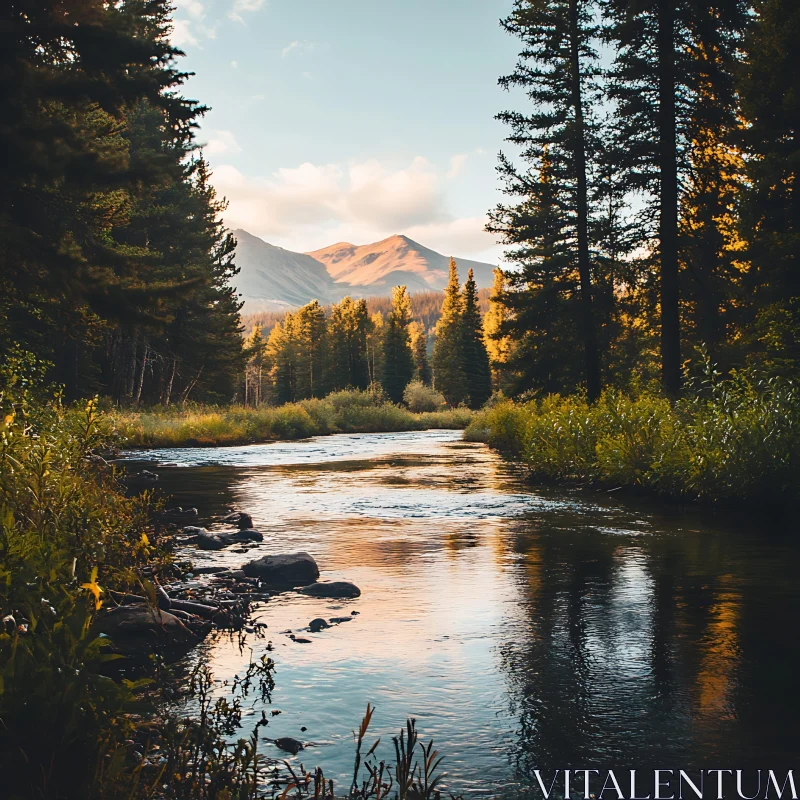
xmin=126 ymin=430 xmax=799 ymax=797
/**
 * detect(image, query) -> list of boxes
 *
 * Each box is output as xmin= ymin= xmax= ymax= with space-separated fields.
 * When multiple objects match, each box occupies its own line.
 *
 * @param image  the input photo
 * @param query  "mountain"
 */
xmin=231 ymin=229 xmax=338 ymax=312
xmin=232 ymin=229 xmax=497 ymax=312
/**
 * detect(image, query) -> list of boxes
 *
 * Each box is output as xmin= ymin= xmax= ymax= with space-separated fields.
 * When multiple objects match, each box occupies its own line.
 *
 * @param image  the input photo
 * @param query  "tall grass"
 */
xmin=115 ymin=388 xmax=473 ymax=448
xmin=465 ymin=370 xmax=800 ymax=504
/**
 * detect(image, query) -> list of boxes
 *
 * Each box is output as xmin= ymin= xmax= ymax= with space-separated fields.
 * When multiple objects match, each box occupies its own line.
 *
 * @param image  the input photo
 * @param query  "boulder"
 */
xmin=222 ymin=511 xmax=254 ymax=530
xmin=93 ymin=605 xmax=209 ymax=659
xmin=308 ymin=618 xmax=329 ymax=632
xmin=195 ymin=529 xmax=264 ymax=551
xmin=298 ymin=581 xmax=360 ymax=599
xmin=242 ymin=552 xmax=319 ymax=588
xmin=274 ymin=737 xmax=304 ymax=755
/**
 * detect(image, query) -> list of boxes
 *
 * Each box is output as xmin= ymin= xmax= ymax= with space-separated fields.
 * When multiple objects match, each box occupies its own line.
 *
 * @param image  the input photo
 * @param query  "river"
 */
xmin=126 ymin=429 xmax=800 ymax=797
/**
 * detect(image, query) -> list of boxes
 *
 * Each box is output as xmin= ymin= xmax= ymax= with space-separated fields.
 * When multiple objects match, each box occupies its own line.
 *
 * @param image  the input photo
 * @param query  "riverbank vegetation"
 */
xmin=466 ymin=369 xmax=799 ymax=504
xmin=115 ymin=386 xmax=471 ymax=448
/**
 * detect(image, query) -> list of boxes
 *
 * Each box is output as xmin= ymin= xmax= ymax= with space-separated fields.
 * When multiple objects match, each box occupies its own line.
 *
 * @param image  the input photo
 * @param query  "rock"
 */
xmin=242 ymin=552 xmax=319 ymax=588
xmin=274 ymin=737 xmax=304 ymax=755
xmin=292 ymin=637 xmax=312 ymax=644
xmin=298 ymin=581 xmax=361 ymax=599
xmin=93 ymin=605 xmax=209 ymax=659
xmin=160 ymin=507 xmax=199 ymax=524
xmin=329 ymin=617 xmax=353 ymax=624
xmin=193 ymin=566 xmax=230 ymax=576
xmin=168 ymin=599 xmax=219 ymax=620
xmin=128 ymin=469 xmax=159 ymax=485
xmin=308 ymin=618 xmax=330 ymax=632
xmin=222 ymin=511 xmax=254 ymax=530
xmin=194 ymin=529 xmax=263 ymax=551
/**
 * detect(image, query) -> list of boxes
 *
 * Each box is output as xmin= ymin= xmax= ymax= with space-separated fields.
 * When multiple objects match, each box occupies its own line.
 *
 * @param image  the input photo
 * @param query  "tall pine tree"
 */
xmin=381 ymin=286 xmax=415 ymax=404
xmin=460 ymin=270 xmax=493 ymax=408
xmin=433 ymin=258 xmax=468 ymax=405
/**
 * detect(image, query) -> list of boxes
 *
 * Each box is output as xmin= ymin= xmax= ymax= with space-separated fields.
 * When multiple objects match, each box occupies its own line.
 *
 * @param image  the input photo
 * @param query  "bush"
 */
xmin=403 ymin=380 xmax=445 ymax=413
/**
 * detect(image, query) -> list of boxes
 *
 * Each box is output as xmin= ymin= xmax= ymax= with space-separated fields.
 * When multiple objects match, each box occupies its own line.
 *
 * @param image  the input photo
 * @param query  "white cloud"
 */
xmin=231 ymin=60 xmax=238 ymax=68
xmin=203 ymin=130 xmax=242 ymax=156
xmin=209 ymin=156 xmax=500 ymax=259
xmin=171 ymin=19 xmax=198 ymax=47
xmin=229 ymin=0 xmax=266 ymax=23
xmin=447 ymin=153 xmax=468 ymax=179
xmin=170 ymin=0 xmax=216 ymax=47
xmin=281 ymin=40 xmax=314 ymax=58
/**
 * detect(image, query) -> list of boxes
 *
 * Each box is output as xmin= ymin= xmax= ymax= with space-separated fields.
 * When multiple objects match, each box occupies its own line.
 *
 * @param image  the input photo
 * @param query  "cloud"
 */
xmin=447 ymin=153 xmax=468 ymax=179
xmin=170 ymin=0 xmax=216 ymax=47
xmin=229 ymin=0 xmax=266 ymax=23
xmin=231 ymin=60 xmax=238 ymax=68
xmin=171 ymin=19 xmax=198 ymax=47
xmin=281 ymin=40 xmax=314 ymax=58
xmin=203 ymin=130 xmax=242 ymax=156
xmin=209 ymin=156 xmax=500 ymax=259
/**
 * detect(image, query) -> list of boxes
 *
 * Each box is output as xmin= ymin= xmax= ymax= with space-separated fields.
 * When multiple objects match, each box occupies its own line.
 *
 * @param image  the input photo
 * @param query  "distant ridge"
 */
xmin=232 ymin=230 xmax=496 ymax=312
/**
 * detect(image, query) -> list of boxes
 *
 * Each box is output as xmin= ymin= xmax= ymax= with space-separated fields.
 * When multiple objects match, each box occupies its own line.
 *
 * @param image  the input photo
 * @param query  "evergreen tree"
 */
xmin=381 ymin=286 xmax=415 ymax=404
xmin=483 ymin=268 xmax=513 ymax=390
xmin=329 ymin=297 xmax=371 ymax=390
xmin=294 ymin=300 xmax=329 ymax=399
xmin=604 ymin=0 xmax=749 ymax=393
xmin=433 ymin=258 xmax=468 ymax=405
xmin=489 ymin=0 xmax=603 ymax=401
xmin=367 ymin=311 xmax=385 ymax=386
xmin=460 ymin=270 xmax=493 ymax=408
xmin=267 ymin=315 xmax=298 ymax=404
xmin=409 ymin=322 xmax=432 ymax=385
xmin=490 ymin=153 xmax=587 ymax=395
xmin=738 ymin=0 xmax=800 ymax=370
xmin=244 ymin=324 xmax=268 ymax=406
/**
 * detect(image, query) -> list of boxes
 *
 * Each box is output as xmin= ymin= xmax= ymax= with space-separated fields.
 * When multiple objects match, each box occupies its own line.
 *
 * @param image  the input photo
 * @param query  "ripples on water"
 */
xmin=125 ymin=430 xmax=800 ymax=797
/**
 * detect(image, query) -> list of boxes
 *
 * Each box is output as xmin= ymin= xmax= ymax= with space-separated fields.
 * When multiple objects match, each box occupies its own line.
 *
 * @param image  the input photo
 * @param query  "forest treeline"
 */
xmin=486 ymin=0 xmax=798 ymax=400
xmin=243 ymin=264 xmax=493 ymax=409
xmin=1 ymin=0 xmax=244 ymax=407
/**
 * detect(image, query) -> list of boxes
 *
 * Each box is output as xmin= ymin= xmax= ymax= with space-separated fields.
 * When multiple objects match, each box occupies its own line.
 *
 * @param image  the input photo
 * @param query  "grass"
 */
xmin=114 ymin=388 xmax=473 ymax=448
xmin=465 ymin=369 xmax=800 ymax=505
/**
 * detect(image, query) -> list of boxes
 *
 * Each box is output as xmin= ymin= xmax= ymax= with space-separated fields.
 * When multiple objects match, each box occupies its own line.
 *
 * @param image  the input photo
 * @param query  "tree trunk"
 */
xmin=180 ymin=364 xmax=204 ymax=406
xmin=657 ymin=0 xmax=681 ymax=396
xmin=568 ymin=0 xmax=602 ymax=402
xmin=133 ymin=340 xmax=149 ymax=406
xmin=163 ymin=358 xmax=177 ymax=408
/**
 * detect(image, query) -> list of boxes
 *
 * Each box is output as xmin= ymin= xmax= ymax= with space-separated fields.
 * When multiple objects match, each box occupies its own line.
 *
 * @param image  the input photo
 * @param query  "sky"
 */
xmin=170 ymin=0 xmax=522 ymax=262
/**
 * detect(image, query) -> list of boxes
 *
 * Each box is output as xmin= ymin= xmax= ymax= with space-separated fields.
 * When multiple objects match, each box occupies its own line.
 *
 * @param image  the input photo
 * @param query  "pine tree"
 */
xmin=294 ymin=300 xmax=329 ymax=399
xmin=489 ymin=0 xmax=603 ymax=401
xmin=483 ymin=268 xmax=513 ymax=390
xmin=409 ymin=322 xmax=432 ymax=385
xmin=604 ymin=0 xmax=749 ymax=392
xmin=460 ymin=270 xmax=493 ymax=408
xmin=381 ymin=286 xmax=415 ymax=404
xmin=738 ymin=0 xmax=800 ymax=370
xmin=367 ymin=311 xmax=385 ymax=386
xmin=244 ymin=324 xmax=268 ymax=406
xmin=433 ymin=258 xmax=468 ymax=405
xmin=329 ymin=296 xmax=370 ymax=390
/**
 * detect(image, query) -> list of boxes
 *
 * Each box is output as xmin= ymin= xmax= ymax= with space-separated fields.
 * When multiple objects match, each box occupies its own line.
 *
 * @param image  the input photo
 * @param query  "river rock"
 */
xmin=298 ymin=581 xmax=361 ymax=599
xmin=195 ymin=529 xmax=264 ymax=551
xmin=242 ymin=552 xmax=319 ymax=588
xmin=93 ymin=605 xmax=209 ymax=658
xmin=274 ymin=737 xmax=304 ymax=755
xmin=308 ymin=618 xmax=330 ymax=632
xmin=222 ymin=511 xmax=254 ymax=530
xmin=160 ymin=507 xmax=199 ymax=524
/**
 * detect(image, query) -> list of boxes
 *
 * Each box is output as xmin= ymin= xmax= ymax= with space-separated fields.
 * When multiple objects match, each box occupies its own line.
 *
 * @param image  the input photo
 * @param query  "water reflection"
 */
xmin=125 ymin=430 xmax=799 ymax=795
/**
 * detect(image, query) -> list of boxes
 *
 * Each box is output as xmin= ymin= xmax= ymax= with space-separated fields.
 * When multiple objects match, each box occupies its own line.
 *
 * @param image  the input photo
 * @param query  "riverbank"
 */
xmin=114 ymin=389 xmax=473 ymax=448
xmin=465 ymin=372 xmax=800 ymax=506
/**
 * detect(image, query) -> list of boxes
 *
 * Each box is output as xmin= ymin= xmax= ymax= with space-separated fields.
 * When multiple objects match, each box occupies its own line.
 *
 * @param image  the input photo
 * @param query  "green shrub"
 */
xmin=403 ymin=380 xmax=446 ymax=413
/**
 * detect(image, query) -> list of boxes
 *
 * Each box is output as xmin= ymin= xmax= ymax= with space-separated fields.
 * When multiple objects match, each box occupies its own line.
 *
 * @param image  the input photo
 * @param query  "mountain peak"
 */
xmin=233 ymin=230 xmax=496 ymax=312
